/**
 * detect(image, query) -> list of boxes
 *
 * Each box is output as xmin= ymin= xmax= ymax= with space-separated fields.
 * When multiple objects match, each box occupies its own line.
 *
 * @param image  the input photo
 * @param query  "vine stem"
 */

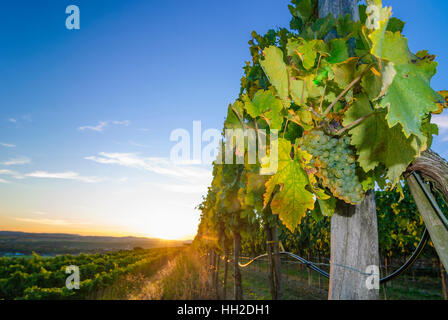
xmin=322 ymin=65 xmax=373 ymax=118
xmin=334 ymin=111 xmax=376 ymax=135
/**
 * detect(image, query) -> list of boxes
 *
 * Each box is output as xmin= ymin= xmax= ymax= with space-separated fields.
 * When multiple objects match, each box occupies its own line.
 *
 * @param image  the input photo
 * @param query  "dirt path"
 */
xmin=128 ymin=258 xmax=178 ymax=300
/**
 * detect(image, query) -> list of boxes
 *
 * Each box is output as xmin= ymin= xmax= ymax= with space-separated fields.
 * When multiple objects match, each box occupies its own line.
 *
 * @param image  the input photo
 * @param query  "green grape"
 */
xmin=301 ymin=129 xmax=365 ymax=204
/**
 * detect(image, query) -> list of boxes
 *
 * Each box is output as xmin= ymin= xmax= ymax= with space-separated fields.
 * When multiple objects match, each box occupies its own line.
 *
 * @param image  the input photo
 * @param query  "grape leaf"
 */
xmin=289 ymin=78 xmax=307 ymax=106
xmin=332 ymin=57 xmax=357 ymax=89
xmin=260 ymin=46 xmax=290 ymax=107
xmin=224 ymin=101 xmax=244 ymax=130
xmin=243 ymin=90 xmax=284 ymax=130
xmin=317 ymin=197 xmax=336 ymax=217
xmin=244 ymin=172 xmax=269 ymax=212
xmin=366 ymin=0 xmax=392 ymax=57
xmin=361 ymin=64 xmax=382 ymax=100
xmin=263 ymin=138 xmax=315 ymax=231
xmin=327 ymin=39 xmax=349 ymax=64
xmin=370 ymin=31 xmax=441 ymax=140
xmin=296 ymin=40 xmax=319 ymax=70
xmin=344 ymin=94 xmax=425 ymax=184
xmin=387 ymin=17 xmax=405 ymax=33
xmin=379 ymin=62 xmax=441 ymax=139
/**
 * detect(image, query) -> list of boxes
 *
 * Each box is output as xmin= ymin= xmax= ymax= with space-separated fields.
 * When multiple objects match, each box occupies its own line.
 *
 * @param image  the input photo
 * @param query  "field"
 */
xmin=0 ymin=247 xmax=182 ymax=300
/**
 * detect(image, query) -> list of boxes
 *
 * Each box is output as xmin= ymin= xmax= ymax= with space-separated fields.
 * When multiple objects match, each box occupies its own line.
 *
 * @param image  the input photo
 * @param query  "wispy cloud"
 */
xmin=112 ymin=120 xmax=131 ymax=126
xmin=78 ymin=120 xmax=131 ymax=133
xmin=7 ymin=115 xmax=32 ymax=125
xmin=85 ymin=152 xmax=211 ymax=181
xmin=15 ymin=218 xmax=75 ymax=226
xmin=0 ymin=142 xmax=15 ymax=148
xmin=25 ymin=171 xmax=102 ymax=183
xmin=0 ymin=169 xmax=17 ymax=175
xmin=78 ymin=121 xmax=108 ymax=132
xmin=433 ymin=115 xmax=448 ymax=129
xmin=0 ymin=157 xmax=30 ymax=166
xmin=0 ymin=178 xmax=9 ymax=183
xmin=433 ymin=114 xmax=448 ymax=142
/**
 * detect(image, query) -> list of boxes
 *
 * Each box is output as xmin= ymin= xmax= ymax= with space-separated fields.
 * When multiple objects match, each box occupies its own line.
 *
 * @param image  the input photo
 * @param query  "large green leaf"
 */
xmin=263 ymin=138 xmax=315 ymax=231
xmin=370 ymin=30 xmax=441 ymax=140
xmin=344 ymin=94 xmax=425 ymax=184
xmin=379 ymin=62 xmax=441 ymax=139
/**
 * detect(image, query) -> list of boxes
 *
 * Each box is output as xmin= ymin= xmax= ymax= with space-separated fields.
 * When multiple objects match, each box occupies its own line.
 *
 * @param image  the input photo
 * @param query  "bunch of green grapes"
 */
xmin=301 ymin=129 xmax=364 ymax=204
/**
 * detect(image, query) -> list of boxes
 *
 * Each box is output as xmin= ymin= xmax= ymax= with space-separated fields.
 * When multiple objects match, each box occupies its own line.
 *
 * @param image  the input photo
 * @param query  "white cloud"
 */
xmin=1 ymin=157 xmax=30 ymax=166
xmin=15 ymin=218 xmax=74 ymax=226
xmin=432 ymin=115 xmax=448 ymax=129
xmin=78 ymin=120 xmax=131 ymax=133
xmin=25 ymin=171 xmax=102 ymax=183
xmin=85 ymin=152 xmax=211 ymax=181
xmin=433 ymin=114 xmax=448 ymax=142
xmin=112 ymin=120 xmax=131 ymax=126
xmin=0 ymin=142 xmax=15 ymax=148
xmin=8 ymin=118 xmax=17 ymax=123
xmin=0 ymin=178 xmax=9 ymax=183
xmin=0 ymin=169 xmax=17 ymax=175
xmin=78 ymin=121 xmax=108 ymax=132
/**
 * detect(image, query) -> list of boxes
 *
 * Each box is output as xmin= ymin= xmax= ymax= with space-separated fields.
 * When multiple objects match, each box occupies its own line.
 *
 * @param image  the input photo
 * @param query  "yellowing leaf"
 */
xmin=435 ymin=90 xmax=448 ymax=114
xmin=332 ymin=57 xmax=357 ymax=89
xmin=366 ymin=0 xmax=392 ymax=57
xmin=263 ymin=138 xmax=315 ymax=231
xmin=260 ymin=46 xmax=291 ymax=107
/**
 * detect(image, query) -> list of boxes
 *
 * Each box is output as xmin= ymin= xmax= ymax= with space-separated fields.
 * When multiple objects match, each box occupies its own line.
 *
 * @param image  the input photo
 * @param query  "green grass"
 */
xmin=117 ymin=252 xmax=446 ymax=300
xmin=220 ymin=259 xmax=445 ymax=300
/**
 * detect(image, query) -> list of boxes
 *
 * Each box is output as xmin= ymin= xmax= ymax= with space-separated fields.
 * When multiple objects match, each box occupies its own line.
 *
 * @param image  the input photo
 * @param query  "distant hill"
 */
xmin=0 ymin=231 xmax=188 ymax=256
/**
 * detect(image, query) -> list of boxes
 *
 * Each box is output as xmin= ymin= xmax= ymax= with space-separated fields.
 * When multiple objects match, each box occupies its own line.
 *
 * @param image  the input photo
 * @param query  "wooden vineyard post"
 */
xmin=328 ymin=191 xmax=379 ymax=299
xmin=406 ymin=174 xmax=448 ymax=270
xmin=319 ymin=0 xmax=380 ymax=300
xmin=223 ymin=249 xmax=229 ymax=300
xmin=233 ymin=231 xmax=243 ymax=300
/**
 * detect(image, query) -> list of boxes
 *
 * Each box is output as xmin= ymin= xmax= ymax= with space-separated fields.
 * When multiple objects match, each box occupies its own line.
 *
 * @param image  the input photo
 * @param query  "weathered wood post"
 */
xmin=407 ymin=149 xmax=448 ymax=270
xmin=319 ymin=0 xmax=380 ymax=300
xmin=406 ymin=174 xmax=448 ymax=270
xmin=233 ymin=231 xmax=243 ymax=300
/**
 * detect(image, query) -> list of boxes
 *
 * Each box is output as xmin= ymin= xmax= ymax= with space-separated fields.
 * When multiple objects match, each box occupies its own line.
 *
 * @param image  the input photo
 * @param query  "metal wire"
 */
xmin=238 ymin=171 xmax=446 ymax=284
xmin=239 ymin=234 xmax=428 ymax=283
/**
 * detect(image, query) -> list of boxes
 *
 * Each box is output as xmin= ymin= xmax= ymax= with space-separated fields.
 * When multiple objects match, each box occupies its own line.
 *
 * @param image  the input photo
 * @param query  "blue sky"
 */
xmin=0 ymin=0 xmax=447 ymax=239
